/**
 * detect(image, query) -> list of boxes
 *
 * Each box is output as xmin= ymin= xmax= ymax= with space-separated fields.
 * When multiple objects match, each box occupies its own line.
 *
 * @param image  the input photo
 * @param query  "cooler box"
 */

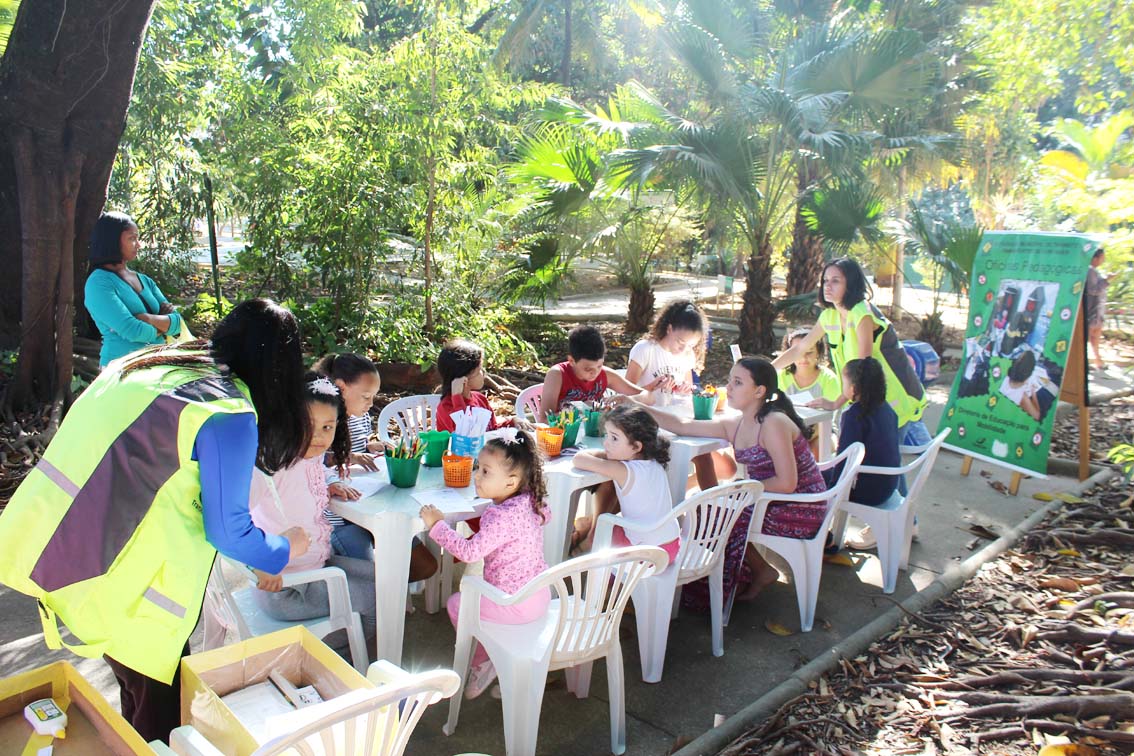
xmin=902 ymin=340 xmax=940 ymax=386
xmin=180 ymin=626 xmax=374 ymax=755
xmin=0 ymin=661 xmax=152 ymax=755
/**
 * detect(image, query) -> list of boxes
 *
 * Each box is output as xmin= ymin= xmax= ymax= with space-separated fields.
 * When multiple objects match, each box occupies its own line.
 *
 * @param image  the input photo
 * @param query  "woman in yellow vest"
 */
xmin=773 ymin=258 xmax=931 ymax=447
xmin=0 ymin=299 xmax=312 ymax=743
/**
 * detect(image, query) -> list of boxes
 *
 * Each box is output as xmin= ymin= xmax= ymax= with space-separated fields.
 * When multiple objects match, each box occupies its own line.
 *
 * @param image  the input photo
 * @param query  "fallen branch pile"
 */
xmin=721 ymin=474 xmax=1134 ymax=755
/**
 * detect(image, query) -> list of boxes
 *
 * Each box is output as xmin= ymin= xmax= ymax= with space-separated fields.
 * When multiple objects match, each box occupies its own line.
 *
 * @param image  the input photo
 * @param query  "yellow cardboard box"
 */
xmin=180 ymin=627 xmax=373 ymax=755
xmin=0 ymin=661 xmax=153 ymax=755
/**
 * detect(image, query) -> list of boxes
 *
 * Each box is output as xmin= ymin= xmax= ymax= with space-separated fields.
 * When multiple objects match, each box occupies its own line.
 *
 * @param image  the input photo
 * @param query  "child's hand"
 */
xmin=452 ymin=376 xmax=470 ymax=400
xmin=253 ymin=569 xmax=284 ymax=592
xmin=419 ymin=505 xmax=444 ymax=529
xmin=367 ymin=439 xmax=385 ymax=454
xmin=674 ymin=381 xmax=695 ymax=395
xmin=351 ymin=452 xmax=379 ymax=472
xmin=328 ymin=482 xmax=362 ymax=501
xmin=806 ymin=397 xmax=837 ymax=410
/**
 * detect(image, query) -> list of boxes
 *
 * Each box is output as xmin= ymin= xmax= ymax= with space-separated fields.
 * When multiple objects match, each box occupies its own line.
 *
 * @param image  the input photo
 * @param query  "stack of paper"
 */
xmin=453 ymin=407 xmax=492 ymax=437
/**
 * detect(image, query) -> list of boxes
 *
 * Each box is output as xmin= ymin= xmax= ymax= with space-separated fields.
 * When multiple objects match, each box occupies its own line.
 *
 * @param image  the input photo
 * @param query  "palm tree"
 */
xmin=597 ymin=0 xmax=939 ymax=351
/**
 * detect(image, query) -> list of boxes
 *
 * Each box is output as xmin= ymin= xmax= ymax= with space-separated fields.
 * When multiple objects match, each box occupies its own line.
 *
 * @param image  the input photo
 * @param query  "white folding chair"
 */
xmin=593 ymin=481 xmax=765 ymax=683
xmin=376 ymin=395 xmax=440 ymax=446
xmin=833 ymin=429 xmax=950 ymax=593
xmin=169 ymin=661 xmax=460 ymax=756
xmin=729 ymin=442 xmax=865 ymax=632
xmin=202 ymin=557 xmax=369 ymax=672
xmin=443 ymin=546 xmax=668 ymax=756
xmin=513 ymin=384 xmax=543 ymax=423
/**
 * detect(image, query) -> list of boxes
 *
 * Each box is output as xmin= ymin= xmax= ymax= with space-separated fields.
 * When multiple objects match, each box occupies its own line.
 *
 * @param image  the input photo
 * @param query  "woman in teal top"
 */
xmin=84 ymin=212 xmax=184 ymax=367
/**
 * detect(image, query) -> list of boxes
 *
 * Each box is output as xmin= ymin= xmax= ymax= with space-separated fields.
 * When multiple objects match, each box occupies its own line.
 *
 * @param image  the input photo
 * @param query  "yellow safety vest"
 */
xmin=0 ymin=358 xmax=255 ymax=684
xmin=819 ymin=301 xmax=928 ymax=427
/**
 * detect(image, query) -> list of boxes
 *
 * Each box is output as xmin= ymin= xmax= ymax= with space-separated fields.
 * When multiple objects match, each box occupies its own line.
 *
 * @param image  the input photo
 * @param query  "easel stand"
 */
xmin=957 ymin=306 xmax=1090 ymax=496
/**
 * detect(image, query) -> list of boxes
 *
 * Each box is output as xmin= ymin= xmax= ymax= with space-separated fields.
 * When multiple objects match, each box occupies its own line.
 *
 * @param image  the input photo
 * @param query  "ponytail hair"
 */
xmin=483 ymin=430 xmax=547 ymax=513
xmin=313 ymin=352 xmax=379 ymax=386
xmin=844 ymin=358 xmax=886 ymax=414
xmin=737 ymin=357 xmax=808 ymax=435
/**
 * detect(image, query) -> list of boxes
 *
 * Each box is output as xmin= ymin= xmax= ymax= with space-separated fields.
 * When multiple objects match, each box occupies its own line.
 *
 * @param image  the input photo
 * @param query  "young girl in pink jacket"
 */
xmin=420 ymin=430 xmax=549 ymax=699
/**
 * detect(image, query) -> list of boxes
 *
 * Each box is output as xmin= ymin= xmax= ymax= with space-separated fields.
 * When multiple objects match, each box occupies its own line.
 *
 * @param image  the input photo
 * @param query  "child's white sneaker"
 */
xmin=464 ymin=660 xmax=497 ymax=700
xmin=848 ymin=525 xmax=877 ymax=550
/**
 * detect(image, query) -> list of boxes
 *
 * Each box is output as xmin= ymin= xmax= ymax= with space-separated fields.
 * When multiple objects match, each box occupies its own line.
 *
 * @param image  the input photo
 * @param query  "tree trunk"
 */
xmin=626 ymin=284 xmax=654 ymax=335
xmin=891 ymin=165 xmax=907 ymax=319
xmin=559 ymin=0 xmax=572 ymax=88
xmin=0 ymin=0 xmax=157 ymax=410
xmin=739 ymin=235 xmax=776 ymax=354
xmin=787 ymin=163 xmax=824 ymax=296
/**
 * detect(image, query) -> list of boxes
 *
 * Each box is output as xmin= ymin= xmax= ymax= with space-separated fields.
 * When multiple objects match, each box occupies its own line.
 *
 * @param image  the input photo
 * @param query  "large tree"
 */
xmin=0 ymin=0 xmax=157 ymax=411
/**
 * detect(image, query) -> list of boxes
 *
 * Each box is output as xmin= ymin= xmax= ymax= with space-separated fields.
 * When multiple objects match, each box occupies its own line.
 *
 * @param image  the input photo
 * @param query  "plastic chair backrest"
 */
xmin=534 ymin=547 xmax=667 ymax=666
xmin=514 ymin=384 xmax=543 ymax=423
xmin=901 ymin=429 xmax=950 ymax=506
xmin=810 ymin=442 xmax=866 ymax=537
xmin=377 ymin=395 xmax=440 ymax=445
xmin=674 ymin=481 xmax=765 ymax=582
xmin=253 ymin=669 xmax=460 ymax=756
xmin=202 ymin=561 xmax=253 ymax=644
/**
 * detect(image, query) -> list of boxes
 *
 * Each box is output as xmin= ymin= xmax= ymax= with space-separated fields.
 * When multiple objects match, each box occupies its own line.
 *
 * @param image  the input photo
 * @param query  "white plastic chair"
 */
xmin=443 ymin=546 xmax=668 ymax=756
xmin=833 ymin=429 xmax=950 ymax=594
xmin=513 ymin=383 xmax=543 ymax=422
xmin=169 ymin=661 xmax=460 ymax=756
xmin=730 ymin=442 xmax=865 ymax=632
xmin=376 ymin=395 xmax=441 ymax=446
xmin=592 ymin=480 xmax=765 ymax=683
xmin=202 ymin=557 xmax=369 ymax=673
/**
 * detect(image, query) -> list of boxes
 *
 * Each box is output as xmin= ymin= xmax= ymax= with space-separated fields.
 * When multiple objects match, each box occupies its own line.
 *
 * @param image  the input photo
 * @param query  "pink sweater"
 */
xmin=249 ymin=457 xmax=333 ymax=573
xmin=429 ymin=491 xmax=549 ymax=594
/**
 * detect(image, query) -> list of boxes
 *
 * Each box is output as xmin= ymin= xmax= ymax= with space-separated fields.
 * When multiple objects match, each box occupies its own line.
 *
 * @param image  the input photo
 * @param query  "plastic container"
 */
xmin=442 ymin=453 xmax=473 ymax=488
xmin=901 ymin=339 xmax=941 ymax=386
xmin=559 ymin=420 xmax=582 ymax=447
xmin=692 ymin=393 xmax=717 ymax=420
xmin=384 ymin=454 xmax=421 ymax=488
xmin=584 ymin=410 xmax=606 ymax=437
xmin=537 ymin=427 xmax=565 ymax=457
xmin=716 ymin=388 xmax=728 ymax=413
xmin=450 ymin=434 xmax=484 ymax=459
xmin=419 ymin=431 xmax=451 ymax=467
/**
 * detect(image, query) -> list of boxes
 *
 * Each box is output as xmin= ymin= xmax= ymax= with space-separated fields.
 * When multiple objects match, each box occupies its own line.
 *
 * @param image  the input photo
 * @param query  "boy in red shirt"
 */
xmin=539 ymin=325 xmax=648 ymax=421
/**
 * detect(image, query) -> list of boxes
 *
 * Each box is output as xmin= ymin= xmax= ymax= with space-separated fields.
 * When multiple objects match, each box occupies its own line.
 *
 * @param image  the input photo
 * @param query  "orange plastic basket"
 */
xmin=537 ymin=426 xmax=565 ymax=457
xmin=442 ymin=453 xmax=473 ymax=488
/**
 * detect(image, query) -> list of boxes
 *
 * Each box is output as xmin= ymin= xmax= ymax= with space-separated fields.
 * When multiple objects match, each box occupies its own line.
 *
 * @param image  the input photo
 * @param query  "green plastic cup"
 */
xmin=584 ymin=409 xmax=605 ymax=437
xmin=692 ymin=393 xmax=716 ymax=420
xmin=561 ymin=419 xmax=583 ymax=447
xmin=385 ymin=454 xmax=422 ymax=488
xmin=420 ymin=431 xmax=451 ymax=467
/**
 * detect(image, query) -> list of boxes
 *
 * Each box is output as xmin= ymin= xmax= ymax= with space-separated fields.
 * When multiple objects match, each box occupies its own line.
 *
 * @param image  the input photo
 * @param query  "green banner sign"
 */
xmin=939 ymin=232 xmax=1099 ymax=477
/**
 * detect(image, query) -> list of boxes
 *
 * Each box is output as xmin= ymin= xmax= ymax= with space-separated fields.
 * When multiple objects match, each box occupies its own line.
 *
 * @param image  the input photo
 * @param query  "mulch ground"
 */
xmin=716 ymin=474 xmax=1134 ymax=756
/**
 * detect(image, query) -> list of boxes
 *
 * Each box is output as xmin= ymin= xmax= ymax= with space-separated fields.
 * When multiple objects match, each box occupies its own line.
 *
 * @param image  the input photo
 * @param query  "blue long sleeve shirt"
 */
xmin=825 ymin=402 xmax=901 ymax=506
xmin=85 ymin=268 xmax=183 ymax=366
xmin=193 ymin=412 xmax=290 ymax=573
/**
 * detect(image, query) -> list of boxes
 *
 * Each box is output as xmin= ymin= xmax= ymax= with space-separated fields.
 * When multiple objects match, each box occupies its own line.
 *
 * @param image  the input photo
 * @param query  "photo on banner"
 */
xmin=940 ymin=231 xmax=1098 ymax=477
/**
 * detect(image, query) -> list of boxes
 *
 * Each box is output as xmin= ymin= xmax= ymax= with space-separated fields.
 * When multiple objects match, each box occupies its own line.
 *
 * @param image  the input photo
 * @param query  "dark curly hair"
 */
xmin=437 ymin=339 xmax=483 ymax=397
xmin=483 ymin=430 xmax=547 ymax=513
xmin=782 ymin=327 xmax=827 ymax=375
xmin=818 ymin=258 xmax=873 ymax=310
xmin=568 ymin=325 xmax=606 ymax=362
xmin=603 ymin=405 xmax=670 ymax=467
xmin=648 ymin=300 xmax=707 ymax=371
xmin=843 ymin=358 xmax=886 ymax=415
xmin=303 ymin=371 xmax=351 ymax=476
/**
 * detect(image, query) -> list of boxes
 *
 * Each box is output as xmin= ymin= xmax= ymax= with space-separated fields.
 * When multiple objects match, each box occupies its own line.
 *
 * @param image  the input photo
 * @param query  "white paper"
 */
xmin=789 ymin=391 xmax=816 ymax=406
xmin=730 ymin=344 xmax=742 ymax=362
xmin=220 ymin=682 xmax=294 ymax=743
xmin=454 ymin=407 xmax=492 ymax=437
xmin=339 ymin=474 xmax=383 ymax=499
xmin=412 ymin=488 xmax=484 ymax=514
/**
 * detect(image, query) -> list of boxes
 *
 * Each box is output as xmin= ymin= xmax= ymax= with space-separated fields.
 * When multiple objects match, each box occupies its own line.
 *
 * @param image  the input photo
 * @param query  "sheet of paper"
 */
xmin=789 ymin=391 xmax=817 ymax=407
xmin=220 ymin=682 xmax=294 ymax=744
xmin=730 ymin=344 xmax=742 ymax=362
xmin=339 ymin=474 xmax=383 ymax=499
xmin=411 ymin=488 xmax=485 ymax=514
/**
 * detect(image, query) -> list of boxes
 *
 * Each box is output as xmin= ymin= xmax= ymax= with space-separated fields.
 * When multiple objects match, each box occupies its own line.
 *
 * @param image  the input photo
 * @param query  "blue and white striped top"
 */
xmin=324 ymin=413 xmax=374 ymax=526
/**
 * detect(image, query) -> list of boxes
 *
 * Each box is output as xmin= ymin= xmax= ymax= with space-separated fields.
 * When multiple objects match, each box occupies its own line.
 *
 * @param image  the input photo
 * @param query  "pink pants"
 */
xmin=611 ymin=527 xmax=681 ymax=566
xmin=447 ymin=589 xmax=550 ymax=666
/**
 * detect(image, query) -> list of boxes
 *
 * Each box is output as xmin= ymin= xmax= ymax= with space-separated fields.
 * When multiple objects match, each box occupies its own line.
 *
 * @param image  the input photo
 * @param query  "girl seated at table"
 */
xmin=572 ymin=406 xmax=680 ymax=565
xmin=778 ymin=327 xmax=842 ymax=459
xmin=249 ymin=373 xmax=377 ymax=654
xmin=435 ymin=339 xmax=517 ymax=433
xmin=420 ymin=430 xmax=550 ymax=700
xmin=618 ymin=358 xmax=827 ymax=608
xmin=825 ymin=358 xmax=900 ymax=507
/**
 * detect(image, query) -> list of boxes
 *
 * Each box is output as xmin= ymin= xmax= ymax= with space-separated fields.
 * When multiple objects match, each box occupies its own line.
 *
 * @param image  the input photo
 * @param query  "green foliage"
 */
xmin=1108 ymin=444 xmax=1134 ymax=483
xmin=183 ymin=292 xmax=233 ymax=334
xmin=898 ymin=184 xmax=983 ymax=313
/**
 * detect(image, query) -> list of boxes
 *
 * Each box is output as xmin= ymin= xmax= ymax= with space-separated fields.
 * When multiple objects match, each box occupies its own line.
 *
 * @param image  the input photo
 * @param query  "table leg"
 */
xmin=544 ymin=475 xmax=576 ymax=566
xmin=367 ymin=512 xmax=414 ymax=664
xmin=667 ymin=444 xmax=694 ymax=507
xmin=817 ymin=418 xmax=833 ymax=461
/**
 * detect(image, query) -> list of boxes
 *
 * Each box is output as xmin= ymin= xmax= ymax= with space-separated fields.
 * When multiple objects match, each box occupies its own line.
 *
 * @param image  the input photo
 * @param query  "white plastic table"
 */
xmin=329 ymin=462 xmax=488 ymax=665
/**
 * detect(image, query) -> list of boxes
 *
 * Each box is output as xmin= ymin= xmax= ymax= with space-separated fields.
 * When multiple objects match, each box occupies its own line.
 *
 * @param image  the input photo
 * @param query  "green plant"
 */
xmin=1108 ymin=444 xmax=1134 ymax=483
